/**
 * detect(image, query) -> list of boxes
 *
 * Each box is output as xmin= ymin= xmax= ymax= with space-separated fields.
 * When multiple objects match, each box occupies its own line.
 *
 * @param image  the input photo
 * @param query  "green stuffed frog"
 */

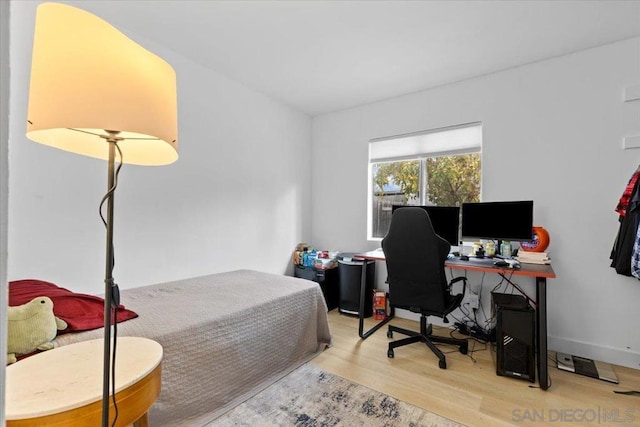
xmin=7 ymin=296 xmax=68 ymax=364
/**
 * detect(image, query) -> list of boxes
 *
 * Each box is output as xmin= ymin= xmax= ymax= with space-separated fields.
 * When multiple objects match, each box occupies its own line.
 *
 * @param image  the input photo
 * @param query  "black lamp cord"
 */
xmin=98 ymin=142 xmax=123 ymax=427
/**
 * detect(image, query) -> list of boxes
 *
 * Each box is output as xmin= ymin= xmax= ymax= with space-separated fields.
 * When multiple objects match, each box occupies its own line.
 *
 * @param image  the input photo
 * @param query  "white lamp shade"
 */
xmin=26 ymin=2 xmax=178 ymax=166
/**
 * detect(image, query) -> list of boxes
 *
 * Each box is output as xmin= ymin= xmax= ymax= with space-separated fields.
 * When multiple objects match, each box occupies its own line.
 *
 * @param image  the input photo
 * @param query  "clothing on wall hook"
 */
xmin=611 ymin=166 xmax=640 ymax=277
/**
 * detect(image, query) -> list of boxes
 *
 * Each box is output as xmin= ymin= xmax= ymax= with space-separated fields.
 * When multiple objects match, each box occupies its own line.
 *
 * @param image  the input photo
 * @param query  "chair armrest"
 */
xmin=449 ymin=276 xmax=467 ymax=297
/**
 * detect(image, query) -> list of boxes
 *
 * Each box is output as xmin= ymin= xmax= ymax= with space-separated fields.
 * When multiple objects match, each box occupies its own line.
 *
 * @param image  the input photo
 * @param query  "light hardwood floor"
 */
xmin=310 ymin=310 xmax=640 ymax=427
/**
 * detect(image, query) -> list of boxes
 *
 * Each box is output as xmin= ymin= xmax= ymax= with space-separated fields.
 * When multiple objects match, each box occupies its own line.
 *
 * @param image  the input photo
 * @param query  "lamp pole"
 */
xmin=102 ymin=131 xmax=122 ymax=427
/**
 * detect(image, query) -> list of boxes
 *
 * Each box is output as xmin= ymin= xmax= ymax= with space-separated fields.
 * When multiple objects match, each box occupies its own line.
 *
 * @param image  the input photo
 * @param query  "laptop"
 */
xmin=556 ymin=352 xmax=618 ymax=384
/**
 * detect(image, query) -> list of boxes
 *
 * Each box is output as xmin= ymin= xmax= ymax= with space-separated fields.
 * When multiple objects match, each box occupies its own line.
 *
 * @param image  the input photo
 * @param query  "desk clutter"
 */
xmin=292 ymin=243 xmax=385 ymax=317
xmin=515 ymin=251 xmax=551 ymax=265
xmin=292 ymin=243 xmax=339 ymax=270
xmin=464 ymin=232 xmax=552 ymax=266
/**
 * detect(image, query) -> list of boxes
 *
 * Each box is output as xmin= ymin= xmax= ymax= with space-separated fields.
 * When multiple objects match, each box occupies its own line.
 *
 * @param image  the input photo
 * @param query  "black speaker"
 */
xmin=492 ymin=292 xmax=535 ymax=382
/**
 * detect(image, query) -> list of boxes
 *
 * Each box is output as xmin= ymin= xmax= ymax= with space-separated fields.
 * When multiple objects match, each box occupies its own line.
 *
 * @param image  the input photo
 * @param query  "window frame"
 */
xmin=367 ymin=122 xmax=482 ymax=241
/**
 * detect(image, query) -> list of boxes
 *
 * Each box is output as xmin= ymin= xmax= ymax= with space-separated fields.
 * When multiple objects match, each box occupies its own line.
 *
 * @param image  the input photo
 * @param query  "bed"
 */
xmin=45 ymin=269 xmax=332 ymax=426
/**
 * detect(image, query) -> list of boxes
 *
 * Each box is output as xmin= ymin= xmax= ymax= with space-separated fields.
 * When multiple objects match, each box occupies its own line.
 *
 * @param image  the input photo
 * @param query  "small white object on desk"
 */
xmin=6 ymin=336 xmax=162 ymax=427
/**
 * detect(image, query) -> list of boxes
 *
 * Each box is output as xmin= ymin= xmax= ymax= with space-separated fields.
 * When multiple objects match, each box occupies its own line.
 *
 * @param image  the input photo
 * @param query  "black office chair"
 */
xmin=381 ymin=207 xmax=468 ymax=369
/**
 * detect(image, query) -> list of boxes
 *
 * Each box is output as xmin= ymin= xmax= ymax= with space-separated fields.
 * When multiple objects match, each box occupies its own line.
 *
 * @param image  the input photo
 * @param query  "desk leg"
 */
xmin=536 ymin=276 xmax=549 ymax=390
xmin=358 ymin=260 xmax=394 ymax=339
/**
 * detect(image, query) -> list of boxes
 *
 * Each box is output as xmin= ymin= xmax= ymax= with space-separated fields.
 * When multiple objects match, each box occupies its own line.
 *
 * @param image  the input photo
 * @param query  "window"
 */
xmin=368 ymin=123 xmax=482 ymax=240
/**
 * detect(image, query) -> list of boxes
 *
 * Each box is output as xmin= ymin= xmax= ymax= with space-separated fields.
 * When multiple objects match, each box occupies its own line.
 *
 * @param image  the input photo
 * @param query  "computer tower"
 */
xmin=492 ymin=292 xmax=535 ymax=382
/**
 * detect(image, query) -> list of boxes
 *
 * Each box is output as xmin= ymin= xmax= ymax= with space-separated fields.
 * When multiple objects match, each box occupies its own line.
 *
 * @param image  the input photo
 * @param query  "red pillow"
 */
xmin=9 ymin=279 xmax=138 ymax=334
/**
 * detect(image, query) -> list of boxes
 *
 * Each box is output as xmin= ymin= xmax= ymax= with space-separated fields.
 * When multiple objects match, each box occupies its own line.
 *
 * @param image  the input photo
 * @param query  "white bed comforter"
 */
xmin=54 ymin=269 xmax=332 ymax=426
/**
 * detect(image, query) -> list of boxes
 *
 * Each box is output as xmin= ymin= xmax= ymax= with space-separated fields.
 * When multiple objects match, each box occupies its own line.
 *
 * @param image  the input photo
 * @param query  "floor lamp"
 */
xmin=26 ymin=3 xmax=178 ymax=426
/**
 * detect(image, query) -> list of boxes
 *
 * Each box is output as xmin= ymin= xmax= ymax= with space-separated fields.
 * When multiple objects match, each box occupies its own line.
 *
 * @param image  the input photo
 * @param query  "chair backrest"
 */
xmin=381 ymin=207 xmax=451 ymax=315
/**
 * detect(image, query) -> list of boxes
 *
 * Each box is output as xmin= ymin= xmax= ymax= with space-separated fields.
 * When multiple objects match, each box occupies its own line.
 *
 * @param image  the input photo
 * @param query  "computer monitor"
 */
xmin=460 ymin=200 xmax=534 ymax=242
xmin=391 ymin=205 xmax=460 ymax=246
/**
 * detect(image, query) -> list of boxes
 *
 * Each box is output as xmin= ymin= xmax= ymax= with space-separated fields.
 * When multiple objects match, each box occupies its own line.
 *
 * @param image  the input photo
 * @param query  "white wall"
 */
xmin=311 ymin=37 xmax=640 ymax=369
xmin=8 ymin=1 xmax=312 ymax=296
xmin=1 ymin=1 xmax=10 ymax=423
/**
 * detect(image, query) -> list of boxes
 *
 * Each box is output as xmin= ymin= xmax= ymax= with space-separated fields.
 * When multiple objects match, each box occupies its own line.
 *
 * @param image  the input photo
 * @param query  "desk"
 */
xmin=354 ymin=250 xmax=556 ymax=391
xmin=6 ymin=337 xmax=163 ymax=426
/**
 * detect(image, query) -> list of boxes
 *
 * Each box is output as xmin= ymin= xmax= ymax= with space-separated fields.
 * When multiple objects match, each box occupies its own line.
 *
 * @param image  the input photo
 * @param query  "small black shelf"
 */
xmin=294 ymin=265 xmax=339 ymax=311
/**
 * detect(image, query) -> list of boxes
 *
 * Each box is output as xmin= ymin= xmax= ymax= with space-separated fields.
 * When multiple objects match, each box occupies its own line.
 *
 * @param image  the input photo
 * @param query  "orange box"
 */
xmin=373 ymin=290 xmax=386 ymax=320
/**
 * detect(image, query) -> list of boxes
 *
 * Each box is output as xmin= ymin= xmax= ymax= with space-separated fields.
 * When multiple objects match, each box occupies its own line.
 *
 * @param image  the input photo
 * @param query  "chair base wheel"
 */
xmin=439 ymin=359 xmax=447 ymax=369
xmin=387 ymin=330 xmax=393 ymax=338
xmin=460 ymin=343 xmax=468 ymax=355
xmin=387 ymin=349 xmax=394 ymax=358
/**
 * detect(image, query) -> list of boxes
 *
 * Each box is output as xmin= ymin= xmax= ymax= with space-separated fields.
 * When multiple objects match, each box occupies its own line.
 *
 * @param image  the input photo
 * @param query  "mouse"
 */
xmin=459 ymin=255 xmax=469 ymax=261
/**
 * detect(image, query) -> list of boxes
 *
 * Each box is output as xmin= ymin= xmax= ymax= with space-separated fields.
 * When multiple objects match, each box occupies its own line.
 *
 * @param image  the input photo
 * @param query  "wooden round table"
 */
xmin=6 ymin=337 xmax=162 ymax=427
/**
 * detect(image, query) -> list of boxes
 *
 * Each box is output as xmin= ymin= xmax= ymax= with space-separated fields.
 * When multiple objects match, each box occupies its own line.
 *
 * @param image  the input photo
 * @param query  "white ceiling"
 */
xmin=68 ymin=0 xmax=640 ymax=117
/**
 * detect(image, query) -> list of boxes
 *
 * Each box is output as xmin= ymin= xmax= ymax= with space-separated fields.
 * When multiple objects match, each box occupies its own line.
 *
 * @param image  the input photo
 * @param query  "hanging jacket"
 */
xmin=611 ymin=174 xmax=640 ymax=276
xmin=631 ymin=225 xmax=640 ymax=279
xmin=616 ymin=167 xmax=640 ymax=217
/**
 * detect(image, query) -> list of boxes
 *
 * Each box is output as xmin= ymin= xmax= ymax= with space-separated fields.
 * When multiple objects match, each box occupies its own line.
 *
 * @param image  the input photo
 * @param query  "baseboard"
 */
xmin=548 ymin=335 xmax=640 ymax=370
xmin=394 ymin=311 xmax=640 ymax=370
xmin=396 ymin=311 xmax=640 ymax=370
xmin=394 ymin=309 xmax=421 ymax=322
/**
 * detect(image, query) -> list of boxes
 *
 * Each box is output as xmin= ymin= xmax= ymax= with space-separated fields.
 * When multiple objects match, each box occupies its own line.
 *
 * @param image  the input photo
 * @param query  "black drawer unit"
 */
xmin=294 ymin=265 xmax=339 ymax=311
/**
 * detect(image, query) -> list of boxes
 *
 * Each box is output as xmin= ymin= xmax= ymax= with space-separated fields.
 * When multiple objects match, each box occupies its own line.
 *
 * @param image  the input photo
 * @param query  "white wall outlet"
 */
xmin=465 ymin=294 xmax=480 ymax=310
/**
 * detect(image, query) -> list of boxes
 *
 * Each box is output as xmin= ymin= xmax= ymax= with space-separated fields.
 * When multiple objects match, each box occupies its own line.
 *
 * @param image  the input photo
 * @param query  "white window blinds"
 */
xmin=369 ymin=122 xmax=482 ymax=162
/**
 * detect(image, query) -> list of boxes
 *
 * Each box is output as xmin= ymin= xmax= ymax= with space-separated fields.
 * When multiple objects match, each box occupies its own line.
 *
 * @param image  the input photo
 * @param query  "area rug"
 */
xmin=208 ymin=363 xmax=464 ymax=427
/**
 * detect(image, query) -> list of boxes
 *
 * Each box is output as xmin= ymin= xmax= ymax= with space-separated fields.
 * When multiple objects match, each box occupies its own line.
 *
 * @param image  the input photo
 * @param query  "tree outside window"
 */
xmin=371 ymin=153 xmax=480 ymax=239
